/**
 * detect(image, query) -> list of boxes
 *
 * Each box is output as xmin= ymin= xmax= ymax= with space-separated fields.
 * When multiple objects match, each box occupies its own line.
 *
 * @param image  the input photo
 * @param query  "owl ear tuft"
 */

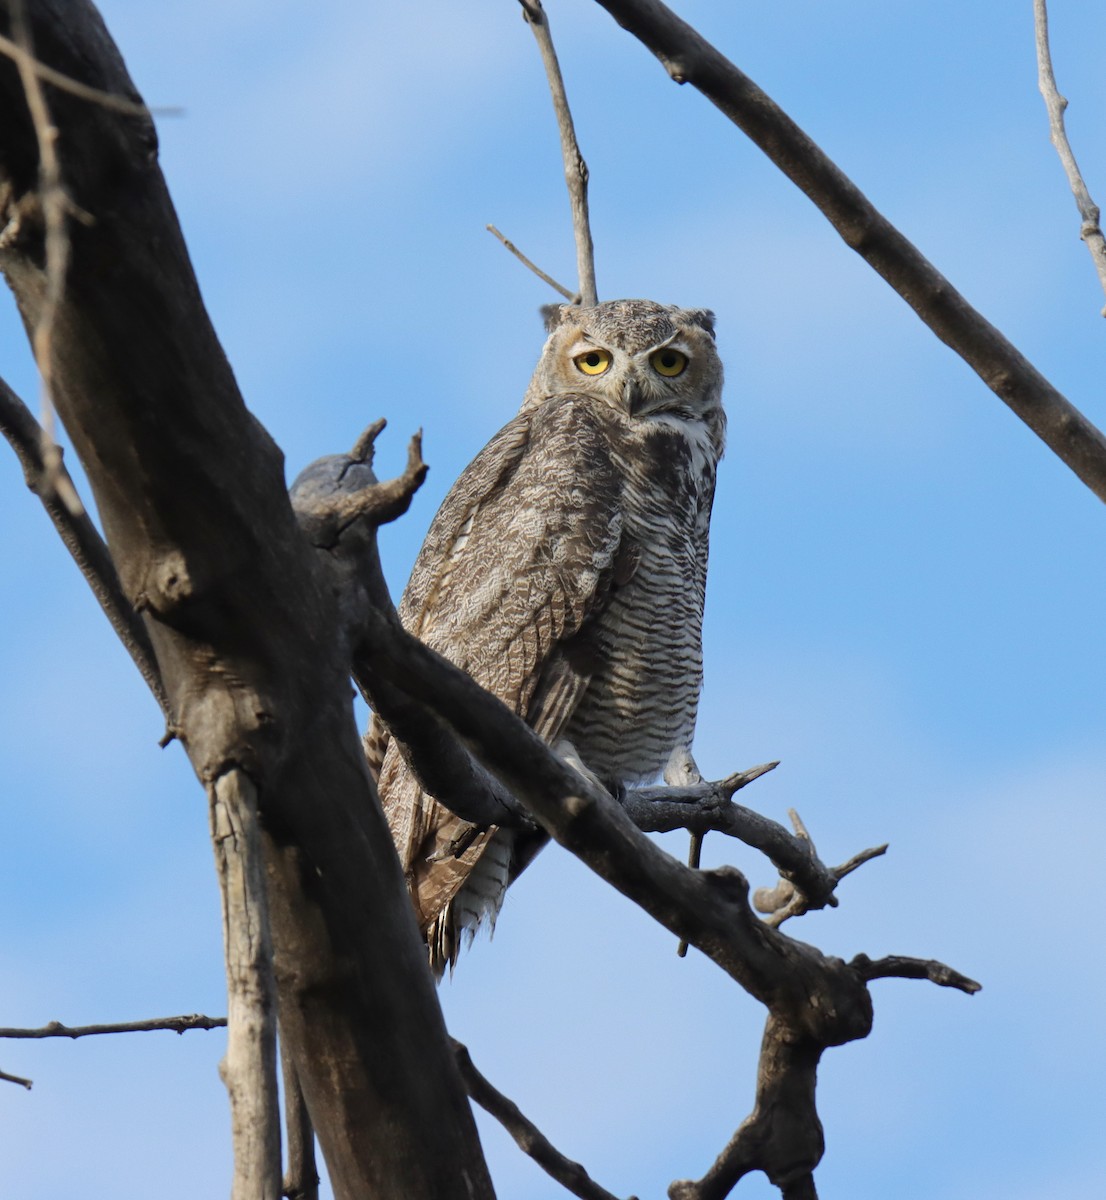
xmin=541 ymin=303 xmax=571 ymax=332
xmin=684 ymin=308 xmax=717 ymax=339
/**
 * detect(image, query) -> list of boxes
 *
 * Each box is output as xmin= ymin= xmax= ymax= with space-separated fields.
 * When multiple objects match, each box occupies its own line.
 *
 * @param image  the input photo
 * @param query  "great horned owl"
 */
xmin=367 ymin=299 xmax=725 ymax=976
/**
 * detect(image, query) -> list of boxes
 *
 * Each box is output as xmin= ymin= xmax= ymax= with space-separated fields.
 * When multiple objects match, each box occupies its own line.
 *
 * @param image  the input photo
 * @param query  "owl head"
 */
xmin=521 ymin=299 xmax=724 ymax=440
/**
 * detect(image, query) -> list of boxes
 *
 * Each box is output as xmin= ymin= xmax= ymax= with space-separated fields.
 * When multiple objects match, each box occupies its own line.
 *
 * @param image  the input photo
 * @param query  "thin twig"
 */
xmin=453 ymin=1040 xmax=635 ymax=1200
xmin=519 ymin=0 xmax=598 ymax=305
xmin=9 ymin=1 xmax=74 ymax=459
xmin=0 ymin=1068 xmax=33 ymax=1089
xmin=1033 ymin=0 xmax=1106 ymax=315
xmin=0 ymin=1014 xmax=226 ymax=1038
xmin=0 ymin=30 xmax=149 ymax=115
xmin=0 ymin=376 xmax=170 ymax=717
xmin=486 ymin=224 xmax=577 ymax=300
xmin=676 ymin=829 xmax=703 ymax=958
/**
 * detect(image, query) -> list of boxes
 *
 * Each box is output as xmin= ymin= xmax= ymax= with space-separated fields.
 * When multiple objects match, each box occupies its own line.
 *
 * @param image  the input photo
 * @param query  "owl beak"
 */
xmin=623 ymin=381 xmax=648 ymax=416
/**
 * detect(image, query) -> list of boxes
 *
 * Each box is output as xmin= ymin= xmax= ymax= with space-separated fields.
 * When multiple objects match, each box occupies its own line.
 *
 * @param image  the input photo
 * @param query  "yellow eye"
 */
xmin=574 ymin=348 xmax=612 ymax=376
xmin=650 ymin=348 xmax=688 ymax=378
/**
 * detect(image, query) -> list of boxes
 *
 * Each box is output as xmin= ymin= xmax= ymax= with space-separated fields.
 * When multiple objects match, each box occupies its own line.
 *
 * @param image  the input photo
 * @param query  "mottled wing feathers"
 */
xmin=372 ymin=395 xmax=627 ymax=955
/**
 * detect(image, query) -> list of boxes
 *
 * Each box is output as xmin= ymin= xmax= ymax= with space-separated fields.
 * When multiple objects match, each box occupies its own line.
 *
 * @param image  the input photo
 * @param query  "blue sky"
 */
xmin=2 ymin=2 xmax=1105 ymax=1196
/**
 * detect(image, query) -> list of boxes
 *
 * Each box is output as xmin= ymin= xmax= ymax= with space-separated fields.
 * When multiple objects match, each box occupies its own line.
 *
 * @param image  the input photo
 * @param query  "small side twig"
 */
xmin=519 ymin=0 xmax=598 ymax=305
xmin=486 ymin=224 xmax=577 ymax=300
xmin=0 ymin=1014 xmax=227 ymax=1038
xmin=676 ymin=829 xmax=703 ymax=958
xmin=453 ymin=1040 xmax=636 ymax=1200
xmin=0 ymin=30 xmax=148 ymax=115
xmin=9 ymin=1 xmax=84 ymax=452
xmin=1034 ymin=0 xmax=1106 ymax=315
xmin=0 ymin=1068 xmax=33 ymax=1089
xmin=850 ymin=954 xmax=982 ymax=995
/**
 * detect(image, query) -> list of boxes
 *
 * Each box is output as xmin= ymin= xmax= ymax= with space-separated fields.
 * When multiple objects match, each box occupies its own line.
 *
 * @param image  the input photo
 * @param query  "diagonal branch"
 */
xmin=1033 ymin=0 xmax=1106 ymax=315
xmin=295 ymin=438 xmax=870 ymax=919
xmin=454 ymin=1040 xmax=634 ymax=1200
xmin=590 ymin=0 xmax=1106 ymax=503
xmin=486 ymin=223 xmax=577 ymax=300
xmin=347 ymin=590 xmax=978 ymax=1199
xmin=519 ymin=0 xmax=598 ymax=305
xmin=0 ymin=375 xmax=169 ymax=717
xmin=0 ymin=1067 xmax=33 ymax=1089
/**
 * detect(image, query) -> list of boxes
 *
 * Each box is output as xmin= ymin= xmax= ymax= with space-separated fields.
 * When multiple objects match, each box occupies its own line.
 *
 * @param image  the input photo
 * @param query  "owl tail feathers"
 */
xmin=425 ymin=833 xmax=513 ymax=980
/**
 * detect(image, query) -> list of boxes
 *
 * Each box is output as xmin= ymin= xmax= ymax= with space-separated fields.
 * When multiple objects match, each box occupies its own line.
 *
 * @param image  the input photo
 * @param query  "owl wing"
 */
xmin=368 ymin=395 xmax=629 ymax=949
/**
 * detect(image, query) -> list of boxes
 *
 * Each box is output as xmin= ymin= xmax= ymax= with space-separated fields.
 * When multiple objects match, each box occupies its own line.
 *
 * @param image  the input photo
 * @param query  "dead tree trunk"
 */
xmin=0 ymin=3 xmax=494 ymax=1196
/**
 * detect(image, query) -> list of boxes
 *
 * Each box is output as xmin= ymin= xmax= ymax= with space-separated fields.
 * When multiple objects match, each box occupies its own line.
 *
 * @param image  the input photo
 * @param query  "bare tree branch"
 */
xmin=210 ymin=767 xmax=282 ymax=1200
xmin=669 ymin=1015 xmax=826 ymax=1200
xmin=7 ymin=0 xmax=77 ymax=457
xmin=590 ymin=0 xmax=1106 ymax=504
xmin=519 ymin=0 xmax=598 ymax=305
xmin=0 ymin=28 xmax=147 ymax=114
xmin=1033 ymin=0 xmax=1106 ymax=315
xmin=850 ymin=954 xmax=982 ymax=994
xmin=453 ymin=1040 xmax=634 ymax=1200
xmin=343 ymin=589 xmax=981 ymax=1195
xmin=281 ymin=1051 xmax=320 ymax=1200
xmin=486 ymin=223 xmax=577 ymax=300
xmin=0 ymin=1067 xmax=33 ymax=1089
xmin=0 ymin=375 xmax=169 ymax=717
xmin=0 ymin=1014 xmax=226 ymax=1038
